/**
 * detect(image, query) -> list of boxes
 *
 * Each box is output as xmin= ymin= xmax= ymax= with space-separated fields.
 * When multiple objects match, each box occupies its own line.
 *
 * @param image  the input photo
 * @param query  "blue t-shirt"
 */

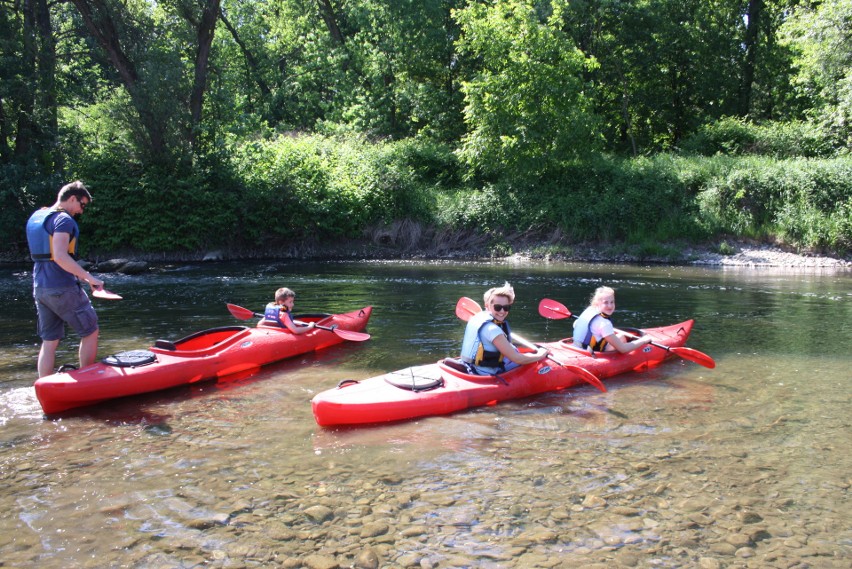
xmin=32 ymin=212 xmax=79 ymax=289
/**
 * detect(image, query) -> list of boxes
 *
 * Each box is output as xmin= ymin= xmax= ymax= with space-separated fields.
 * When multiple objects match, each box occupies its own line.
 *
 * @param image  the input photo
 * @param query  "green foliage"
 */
xmin=228 ymin=134 xmax=450 ymax=245
xmin=527 ymin=156 xmax=707 ymax=243
xmin=4 ymin=0 xmax=852 ymax=260
xmin=780 ymin=0 xmax=852 ymax=150
xmin=695 ymin=156 xmax=852 ymax=253
xmin=453 ymin=0 xmax=600 ymax=179
xmin=717 ymin=241 xmax=737 ymax=256
xmin=74 ymin=157 xmax=241 ymax=254
xmin=0 ymin=165 xmax=64 ymax=253
xmin=681 ymin=117 xmax=836 ymax=158
xmin=436 ymin=152 xmax=851 ymax=256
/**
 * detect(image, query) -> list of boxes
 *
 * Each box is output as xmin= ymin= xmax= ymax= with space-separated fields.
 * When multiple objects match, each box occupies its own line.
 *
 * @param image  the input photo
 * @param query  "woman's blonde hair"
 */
xmin=484 ymin=281 xmax=515 ymax=305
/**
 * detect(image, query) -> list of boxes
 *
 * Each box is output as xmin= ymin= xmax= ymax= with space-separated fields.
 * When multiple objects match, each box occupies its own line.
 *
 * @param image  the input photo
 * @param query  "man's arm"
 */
xmin=51 ymin=232 xmax=103 ymax=289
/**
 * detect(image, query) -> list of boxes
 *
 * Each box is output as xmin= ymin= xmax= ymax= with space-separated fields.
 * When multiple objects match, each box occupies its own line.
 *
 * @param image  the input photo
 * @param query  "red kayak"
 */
xmin=35 ymin=306 xmax=372 ymax=415
xmin=312 ymin=319 xmax=694 ymax=427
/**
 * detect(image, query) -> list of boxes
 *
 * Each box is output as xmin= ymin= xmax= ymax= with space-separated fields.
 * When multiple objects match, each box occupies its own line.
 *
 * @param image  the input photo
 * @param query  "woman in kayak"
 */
xmin=573 ymin=286 xmax=653 ymax=353
xmin=461 ymin=282 xmax=549 ymax=375
xmin=264 ymin=287 xmax=316 ymax=334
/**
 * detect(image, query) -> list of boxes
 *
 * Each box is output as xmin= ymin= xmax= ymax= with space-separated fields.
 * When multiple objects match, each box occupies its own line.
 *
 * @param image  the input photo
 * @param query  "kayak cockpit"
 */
xmin=151 ymin=326 xmax=251 ymax=354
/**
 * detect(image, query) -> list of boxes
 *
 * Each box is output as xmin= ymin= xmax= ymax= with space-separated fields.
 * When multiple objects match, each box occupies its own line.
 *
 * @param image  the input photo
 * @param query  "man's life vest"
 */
xmin=26 ymin=208 xmax=79 ymax=262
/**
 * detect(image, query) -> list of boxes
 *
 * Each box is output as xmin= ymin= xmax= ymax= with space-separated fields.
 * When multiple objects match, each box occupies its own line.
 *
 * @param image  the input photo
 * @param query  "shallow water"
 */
xmin=0 ymin=260 xmax=849 ymax=568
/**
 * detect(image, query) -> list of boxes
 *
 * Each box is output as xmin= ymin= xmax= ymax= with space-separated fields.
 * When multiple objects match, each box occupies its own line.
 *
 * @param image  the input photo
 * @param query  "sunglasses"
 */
xmin=492 ymin=303 xmax=512 ymax=312
xmin=78 ymin=198 xmax=89 ymax=210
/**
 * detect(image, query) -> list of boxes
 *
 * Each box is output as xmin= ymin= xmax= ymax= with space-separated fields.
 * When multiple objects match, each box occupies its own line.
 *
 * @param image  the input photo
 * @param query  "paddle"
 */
xmin=92 ymin=288 xmax=122 ymax=300
xmin=455 ymin=297 xmax=607 ymax=392
xmin=226 ymin=303 xmax=371 ymax=342
xmin=537 ymin=298 xmax=716 ymax=369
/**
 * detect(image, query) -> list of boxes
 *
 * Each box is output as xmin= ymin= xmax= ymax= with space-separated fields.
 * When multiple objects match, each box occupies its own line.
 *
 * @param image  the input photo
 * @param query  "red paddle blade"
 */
xmin=454 ymin=297 xmax=482 ymax=321
xmin=669 ymin=346 xmax=716 ymax=369
xmin=92 ymin=289 xmax=122 ymax=300
xmin=538 ymin=298 xmax=572 ymax=320
xmin=330 ymin=328 xmax=371 ymax=342
xmin=561 ymin=364 xmax=607 ymax=392
xmin=227 ymin=303 xmax=258 ymax=320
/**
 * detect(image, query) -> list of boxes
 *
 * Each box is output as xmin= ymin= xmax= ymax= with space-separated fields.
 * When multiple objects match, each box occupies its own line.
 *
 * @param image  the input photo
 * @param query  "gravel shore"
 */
xmin=509 ymin=241 xmax=852 ymax=269
xmin=685 ymin=244 xmax=851 ymax=269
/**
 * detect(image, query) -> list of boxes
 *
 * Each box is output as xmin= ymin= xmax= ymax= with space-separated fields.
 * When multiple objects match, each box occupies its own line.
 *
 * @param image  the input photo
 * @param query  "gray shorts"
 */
xmin=35 ymin=285 xmax=99 ymax=341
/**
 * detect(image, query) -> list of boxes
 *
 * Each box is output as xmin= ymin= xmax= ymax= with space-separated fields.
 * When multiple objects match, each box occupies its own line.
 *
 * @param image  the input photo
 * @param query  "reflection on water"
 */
xmin=0 ymin=260 xmax=849 ymax=568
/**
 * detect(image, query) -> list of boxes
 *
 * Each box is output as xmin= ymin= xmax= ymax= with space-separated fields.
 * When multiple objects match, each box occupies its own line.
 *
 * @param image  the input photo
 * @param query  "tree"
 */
xmin=1 ymin=0 xmax=59 ymax=169
xmin=453 ymin=0 xmax=599 ymax=179
xmin=319 ymin=0 xmax=465 ymax=140
xmin=67 ymin=0 xmax=221 ymax=161
xmin=781 ymin=0 xmax=852 ymax=147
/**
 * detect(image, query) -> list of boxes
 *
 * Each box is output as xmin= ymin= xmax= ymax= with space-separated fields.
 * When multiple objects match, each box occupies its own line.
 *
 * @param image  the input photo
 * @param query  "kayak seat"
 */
xmin=441 ymin=358 xmax=475 ymax=375
xmin=154 ymin=339 xmax=177 ymax=351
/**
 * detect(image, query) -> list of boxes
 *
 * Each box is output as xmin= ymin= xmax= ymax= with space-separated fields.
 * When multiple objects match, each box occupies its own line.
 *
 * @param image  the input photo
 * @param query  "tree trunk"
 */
xmin=317 ymin=0 xmax=345 ymax=47
xmin=0 ymin=98 xmax=11 ymax=162
xmin=34 ymin=0 xmax=59 ymax=171
xmin=739 ymin=0 xmax=763 ymax=117
xmin=15 ymin=0 xmax=37 ymax=161
xmin=188 ymin=0 xmax=221 ymax=148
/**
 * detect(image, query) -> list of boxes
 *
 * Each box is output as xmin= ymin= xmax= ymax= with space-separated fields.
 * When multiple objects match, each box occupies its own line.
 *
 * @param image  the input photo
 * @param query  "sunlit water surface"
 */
xmin=0 ymin=260 xmax=849 ymax=568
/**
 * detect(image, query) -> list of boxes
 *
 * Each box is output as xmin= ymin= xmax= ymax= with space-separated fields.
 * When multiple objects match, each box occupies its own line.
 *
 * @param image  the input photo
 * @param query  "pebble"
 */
xmin=304 ymin=505 xmax=334 ymax=523
xmin=353 ymin=547 xmax=380 ymax=569
xmin=302 ymin=554 xmax=339 ymax=569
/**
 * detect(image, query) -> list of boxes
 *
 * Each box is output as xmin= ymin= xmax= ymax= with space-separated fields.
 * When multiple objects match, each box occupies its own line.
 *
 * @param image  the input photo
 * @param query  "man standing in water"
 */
xmin=26 ymin=181 xmax=105 ymax=377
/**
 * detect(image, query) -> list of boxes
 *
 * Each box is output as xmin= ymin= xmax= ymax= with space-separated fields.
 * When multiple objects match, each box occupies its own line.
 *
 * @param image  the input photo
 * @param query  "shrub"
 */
xmin=229 ymin=134 xmax=450 ymax=245
xmin=75 ymin=157 xmax=241 ymax=254
xmin=682 ymin=117 xmax=836 ymax=158
xmin=695 ymin=156 xmax=852 ymax=252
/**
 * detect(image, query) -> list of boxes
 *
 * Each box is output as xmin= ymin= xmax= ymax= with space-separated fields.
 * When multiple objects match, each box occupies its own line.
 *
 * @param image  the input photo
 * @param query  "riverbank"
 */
xmin=2 ymin=238 xmax=849 ymax=269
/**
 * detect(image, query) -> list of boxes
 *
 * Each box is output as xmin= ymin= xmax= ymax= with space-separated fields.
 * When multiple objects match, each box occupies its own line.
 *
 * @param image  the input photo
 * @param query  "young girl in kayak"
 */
xmin=573 ymin=286 xmax=653 ymax=353
xmin=461 ymin=282 xmax=549 ymax=375
xmin=264 ymin=287 xmax=316 ymax=335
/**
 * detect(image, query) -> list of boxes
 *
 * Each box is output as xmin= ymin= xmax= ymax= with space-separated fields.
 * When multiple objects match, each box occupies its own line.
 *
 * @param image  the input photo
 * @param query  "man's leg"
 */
xmin=79 ymin=329 xmax=99 ymax=369
xmin=38 ymin=339 xmax=60 ymax=378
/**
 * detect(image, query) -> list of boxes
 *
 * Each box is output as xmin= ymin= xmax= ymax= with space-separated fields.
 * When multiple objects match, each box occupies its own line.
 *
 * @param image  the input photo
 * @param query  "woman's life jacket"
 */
xmin=461 ymin=310 xmax=512 ymax=368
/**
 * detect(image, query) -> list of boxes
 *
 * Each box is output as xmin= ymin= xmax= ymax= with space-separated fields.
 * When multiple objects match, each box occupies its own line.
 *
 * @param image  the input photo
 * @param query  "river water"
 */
xmin=0 ymin=260 xmax=849 ymax=568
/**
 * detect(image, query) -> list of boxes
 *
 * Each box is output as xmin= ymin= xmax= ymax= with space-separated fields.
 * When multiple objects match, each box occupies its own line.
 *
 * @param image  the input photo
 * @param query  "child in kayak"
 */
xmin=264 ymin=287 xmax=316 ymax=334
xmin=573 ymin=286 xmax=653 ymax=353
xmin=461 ymin=282 xmax=549 ymax=375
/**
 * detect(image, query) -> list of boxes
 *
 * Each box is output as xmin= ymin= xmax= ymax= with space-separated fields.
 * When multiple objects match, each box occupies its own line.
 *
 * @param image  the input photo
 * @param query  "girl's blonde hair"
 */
xmin=590 ymin=286 xmax=615 ymax=308
xmin=484 ymin=282 xmax=515 ymax=305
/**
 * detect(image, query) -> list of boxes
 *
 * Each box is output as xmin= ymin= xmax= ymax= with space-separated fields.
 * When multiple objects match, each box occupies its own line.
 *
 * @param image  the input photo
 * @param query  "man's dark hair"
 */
xmin=58 ymin=180 xmax=92 ymax=203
